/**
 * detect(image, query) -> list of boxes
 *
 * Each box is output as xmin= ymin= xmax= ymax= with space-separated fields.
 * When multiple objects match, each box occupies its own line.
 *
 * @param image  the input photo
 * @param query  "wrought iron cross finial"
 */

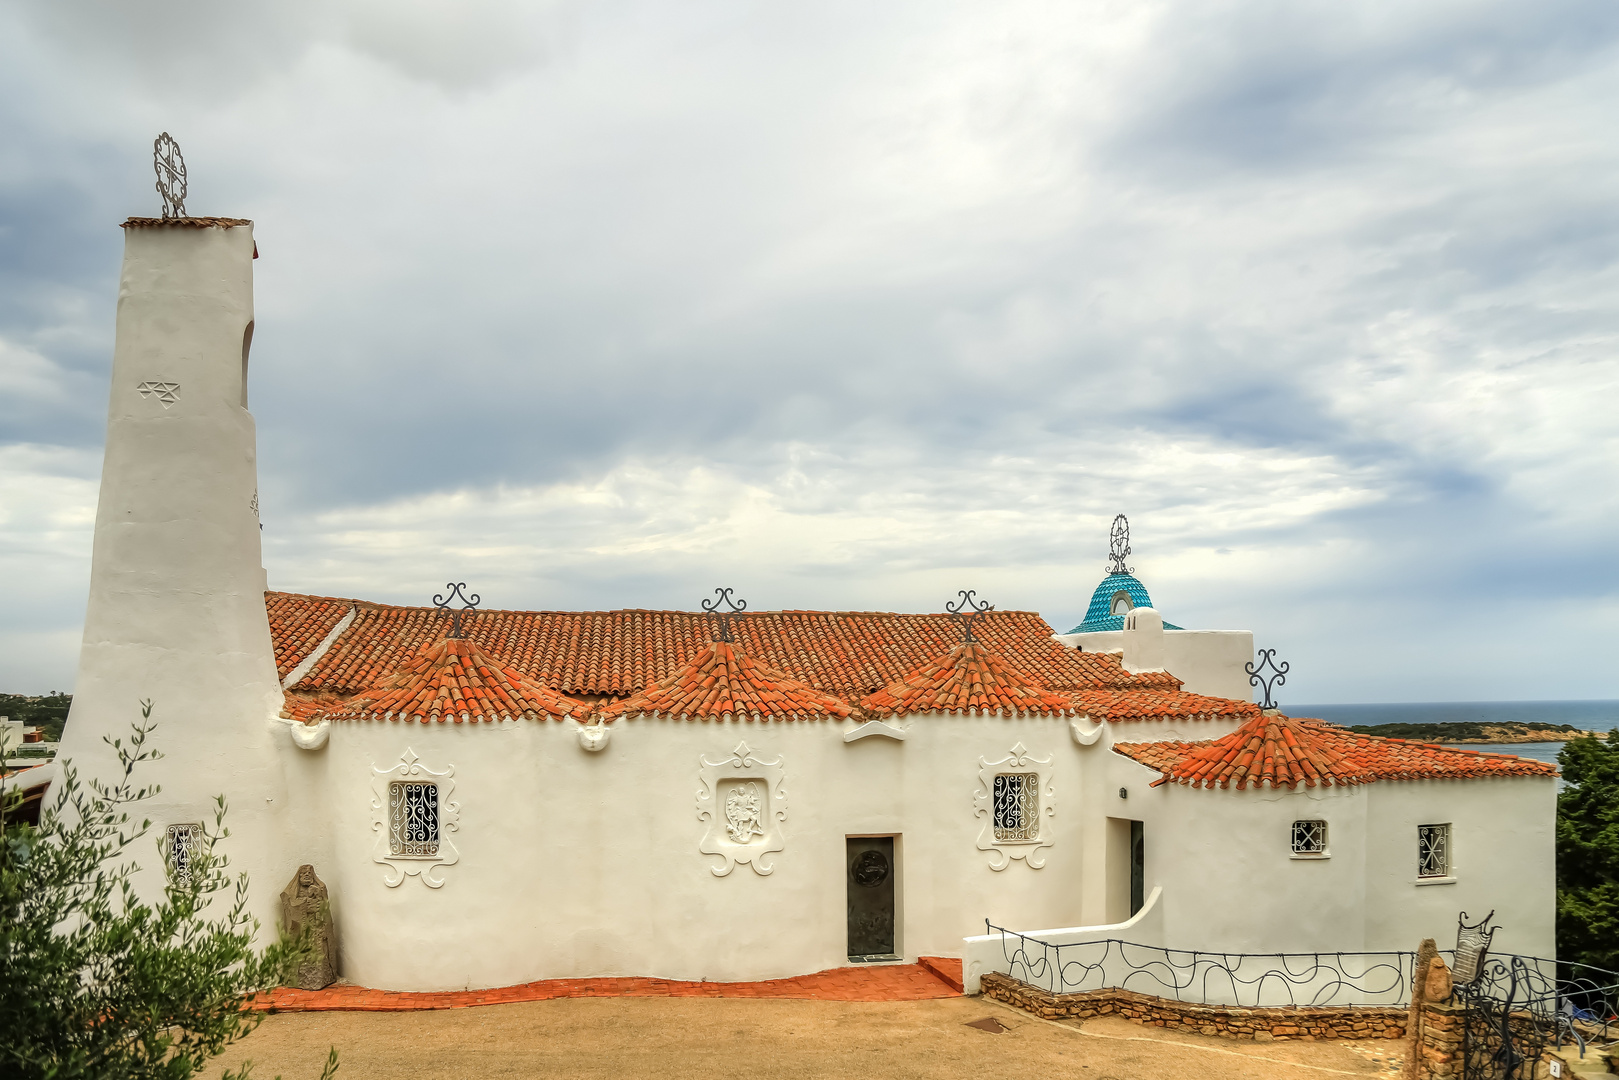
xmin=1245 ymin=648 xmax=1289 ymax=710
xmin=945 ymin=589 xmax=995 ymax=643
xmin=1107 ymin=513 xmax=1133 ymax=576
xmin=154 ymin=133 xmax=188 ymax=219
xmin=700 ymin=587 xmax=748 ymax=644
xmin=433 ymin=582 xmax=481 ymax=639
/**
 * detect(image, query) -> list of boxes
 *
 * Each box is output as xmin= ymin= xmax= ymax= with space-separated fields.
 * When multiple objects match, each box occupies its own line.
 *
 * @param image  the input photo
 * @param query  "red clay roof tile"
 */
xmin=862 ymin=642 xmax=1076 ymax=717
xmin=1115 ymin=713 xmax=1557 ymax=789
xmin=265 ymin=592 xmax=1175 ymax=701
xmin=317 ymin=637 xmax=584 ymax=724
xmin=1070 ymin=688 xmax=1260 ymax=724
xmin=596 ymin=640 xmax=854 ymax=722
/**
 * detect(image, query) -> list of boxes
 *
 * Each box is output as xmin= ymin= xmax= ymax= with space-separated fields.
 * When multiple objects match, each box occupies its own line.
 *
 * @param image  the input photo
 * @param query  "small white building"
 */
xmin=52 ymin=212 xmax=1557 ymax=994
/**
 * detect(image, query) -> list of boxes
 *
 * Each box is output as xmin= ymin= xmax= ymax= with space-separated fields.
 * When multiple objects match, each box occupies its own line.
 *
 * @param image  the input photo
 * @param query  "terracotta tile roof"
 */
xmin=862 ymin=643 xmax=1077 ymax=717
xmin=268 ymin=594 xmax=354 ymax=680
xmin=122 ymin=217 xmax=253 ymax=228
xmin=1114 ymin=713 xmax=1558 ymax=789
xmin=265 ymin=592 xmax=1174 ymax=701
xmin=597 ymin=641 xmax=855 ymax=722
xmin=315 ymin=637 xmax=585 ymax=724
xmin=1070 ymin=688 xmax=1261 ymax=724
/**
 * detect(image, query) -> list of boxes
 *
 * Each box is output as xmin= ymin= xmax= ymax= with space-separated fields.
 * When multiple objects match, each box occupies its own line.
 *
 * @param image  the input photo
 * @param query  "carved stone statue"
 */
xmin=279 ymin=864 xmax=337 ymax=989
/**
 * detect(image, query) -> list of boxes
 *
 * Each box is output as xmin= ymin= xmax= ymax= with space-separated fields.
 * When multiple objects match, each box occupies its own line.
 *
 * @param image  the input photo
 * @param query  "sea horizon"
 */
xmin=1289 ymin=699 xmax=1619 ymax=732
xmin=1287 ymin=699 xmax=1618 ymax=770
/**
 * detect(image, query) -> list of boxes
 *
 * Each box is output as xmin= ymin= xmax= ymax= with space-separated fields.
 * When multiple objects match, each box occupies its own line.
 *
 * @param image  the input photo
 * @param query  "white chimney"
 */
xmin=58 ymin=217 xmax=287 ymax=928
xmin=1121 ymin=606 xmax=1167 ymax=674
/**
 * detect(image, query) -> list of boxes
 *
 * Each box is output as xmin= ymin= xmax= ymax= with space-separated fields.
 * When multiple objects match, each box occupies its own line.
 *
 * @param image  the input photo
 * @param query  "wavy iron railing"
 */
xmin=985 ymin=922 xmax=1415 ymax=1007
xmin=984 ymin=922 xmax=1619 ymax=1043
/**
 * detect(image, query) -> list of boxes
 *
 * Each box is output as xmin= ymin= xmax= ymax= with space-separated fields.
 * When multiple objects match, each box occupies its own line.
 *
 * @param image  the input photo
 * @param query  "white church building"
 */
xmin=48 ymin=212 xmax=1557 ymax=994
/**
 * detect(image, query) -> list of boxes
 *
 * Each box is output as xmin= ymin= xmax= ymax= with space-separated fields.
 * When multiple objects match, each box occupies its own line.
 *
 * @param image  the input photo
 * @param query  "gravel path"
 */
xmin=229 ymin=995 xmax=1402 ymax=1079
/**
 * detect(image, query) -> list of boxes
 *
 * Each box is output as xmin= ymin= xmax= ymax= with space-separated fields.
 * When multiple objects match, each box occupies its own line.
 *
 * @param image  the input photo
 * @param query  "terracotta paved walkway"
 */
xmin=253 ymin=958 xmax=963 ymax=1012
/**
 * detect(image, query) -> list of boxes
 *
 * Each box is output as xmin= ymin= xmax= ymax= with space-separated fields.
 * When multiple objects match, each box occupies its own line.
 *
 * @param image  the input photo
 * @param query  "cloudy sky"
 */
xmin=1 ymin=0 xmax=1615 ymax=702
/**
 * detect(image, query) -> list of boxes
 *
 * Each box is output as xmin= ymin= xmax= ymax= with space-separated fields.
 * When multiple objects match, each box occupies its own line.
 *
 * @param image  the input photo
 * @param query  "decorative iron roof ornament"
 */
xmin=433 ymin=582 xmax=480 ymax=639
xmin=946 ymin=589 xmax=994 ymax=644
xmin=1452 ymin=910 xmax=1497 ymax=986
xmin=1107 ymin=514 xmax=1133 ymax=576
xmin=701 ymin=587 xmax=748 ymax=644
xmin=1245 ymin=648 xmax=1288 ymax=710
xmin=153 ymin=132 xmax=188 ymax=219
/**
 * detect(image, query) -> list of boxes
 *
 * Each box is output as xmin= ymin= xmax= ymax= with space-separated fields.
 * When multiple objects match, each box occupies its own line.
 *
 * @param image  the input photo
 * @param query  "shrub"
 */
xmin=0 ymin=704 xmax=337 ymax=1080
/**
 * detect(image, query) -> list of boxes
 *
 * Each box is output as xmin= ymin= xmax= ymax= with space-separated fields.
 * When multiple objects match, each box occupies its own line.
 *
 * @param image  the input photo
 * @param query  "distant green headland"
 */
xmin=1339 ymin=720 xmax=1601 ymax=744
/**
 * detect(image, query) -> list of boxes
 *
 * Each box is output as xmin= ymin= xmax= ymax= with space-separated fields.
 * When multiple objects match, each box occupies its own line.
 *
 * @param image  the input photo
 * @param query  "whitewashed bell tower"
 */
xmin=59 ymin=135 xmax=287 ymax=927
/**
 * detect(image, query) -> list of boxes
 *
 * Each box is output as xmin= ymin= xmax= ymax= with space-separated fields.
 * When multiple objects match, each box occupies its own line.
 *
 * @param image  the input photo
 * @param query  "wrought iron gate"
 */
xmin=1458 ymin=955 xmax=1556 ymax=1080
xmin=1454 ymin=912 xmax=1617 ymax=1080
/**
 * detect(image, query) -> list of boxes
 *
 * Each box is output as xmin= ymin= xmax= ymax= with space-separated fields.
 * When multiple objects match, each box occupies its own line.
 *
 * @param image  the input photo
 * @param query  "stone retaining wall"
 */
xmin=979 ymin=972 xmax=1408 ymax=1041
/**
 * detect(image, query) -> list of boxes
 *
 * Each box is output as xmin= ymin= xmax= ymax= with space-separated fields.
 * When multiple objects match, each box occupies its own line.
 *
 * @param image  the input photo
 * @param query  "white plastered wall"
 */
xmin=1091 ymin=749 xmax=1555 ymax=958
xmin=272 ymin=700 xmax=1266 ymax=991
xmin=301 ymin=712 xmax=1110 ymax=991
xmin=964 ymin=750 xmax=1556 ymax=994
xmin=1360 ymin=778 xmax=1556 ymax=960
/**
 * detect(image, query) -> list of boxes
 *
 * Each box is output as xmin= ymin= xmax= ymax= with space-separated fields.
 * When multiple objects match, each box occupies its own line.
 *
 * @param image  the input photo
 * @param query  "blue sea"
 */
xmin=1290 ymin=700 xmax=1619 ymax=768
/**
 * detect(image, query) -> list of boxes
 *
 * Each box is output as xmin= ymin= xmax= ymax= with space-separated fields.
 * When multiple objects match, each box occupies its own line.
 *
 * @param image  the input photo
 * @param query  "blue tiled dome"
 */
xmin=1066 ymin=573 xmax=1183 ymax=634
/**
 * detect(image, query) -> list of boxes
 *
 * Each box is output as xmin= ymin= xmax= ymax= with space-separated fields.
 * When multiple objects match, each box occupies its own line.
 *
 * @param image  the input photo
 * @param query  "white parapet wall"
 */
xmin=1056 ymin=623 xmax=1255 ymax=702
xmin=963 ymin=886 xmax=1418 ymax=1007
xmin=962 ymin=885 xmax=1165 ymax=995
xmin=56 ymin=219 xmax=289 ymax=932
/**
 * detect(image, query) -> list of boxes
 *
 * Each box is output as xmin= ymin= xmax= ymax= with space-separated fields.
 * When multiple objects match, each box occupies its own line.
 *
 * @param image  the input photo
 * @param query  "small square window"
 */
xmin=992 ymin=773 xmax=1040 ymax=841
xmin=389 ymin=781 xmax=440 ymax=856
xmin=1291 ymin=819 xmax=1328 ymax=855
xmin=166 ymin=823 xmax=202 ymax=883
xmin=1418 ymin=823 xmax=1451 ymax=878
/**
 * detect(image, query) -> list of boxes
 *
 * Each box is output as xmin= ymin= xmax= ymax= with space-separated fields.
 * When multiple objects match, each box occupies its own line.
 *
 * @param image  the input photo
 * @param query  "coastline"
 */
xmin=1428 ymin=730 xmax=1598 ymax=745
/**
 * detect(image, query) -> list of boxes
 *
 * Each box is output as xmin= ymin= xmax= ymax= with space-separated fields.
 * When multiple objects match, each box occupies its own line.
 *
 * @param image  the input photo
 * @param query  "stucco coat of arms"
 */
xmin=696 ymin=742 xmax=787 ymax=876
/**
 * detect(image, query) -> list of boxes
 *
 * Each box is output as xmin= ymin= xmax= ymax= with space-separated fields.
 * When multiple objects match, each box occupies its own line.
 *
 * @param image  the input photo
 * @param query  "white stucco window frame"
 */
xmin=370 ymin=748 xmax=460 ymax=888
xmin=973 ymin=742 xmax=1055 ymax=871
xmin=696 ymin=741 xmax=788 ymax=878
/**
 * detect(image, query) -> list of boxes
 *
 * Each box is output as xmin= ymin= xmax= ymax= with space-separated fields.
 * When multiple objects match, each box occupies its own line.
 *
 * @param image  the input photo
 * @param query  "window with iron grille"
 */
xmin=389 ymin=781 xmax=440 ymax=856
xmin=1291 ymin=819 xmax=1327 ymax=855
xmin=1418 ymin=823 xmax=1450 ymax=878
xmin=166 ymin=823 xmax=201 ymax=883
xmin=992 ymin=773 xmax=1040 ymax=841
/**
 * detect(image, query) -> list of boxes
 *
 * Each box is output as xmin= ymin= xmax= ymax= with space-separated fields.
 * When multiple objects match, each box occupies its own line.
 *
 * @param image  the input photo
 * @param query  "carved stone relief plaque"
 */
xmin=136 ymin=381 xmax=181 ymax=408
xmin=696 ymin=741 xmax=787 ymax=877
xmin=370 ymin=748 xmax=460 ymax=888
xmin=973 ymin=742 xmax=1056 ymax=870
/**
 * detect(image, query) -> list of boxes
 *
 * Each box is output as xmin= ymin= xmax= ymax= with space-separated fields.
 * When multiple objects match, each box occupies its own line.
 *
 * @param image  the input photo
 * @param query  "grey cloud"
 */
xmin=0 ymin=0 xmax=1615 ymax=699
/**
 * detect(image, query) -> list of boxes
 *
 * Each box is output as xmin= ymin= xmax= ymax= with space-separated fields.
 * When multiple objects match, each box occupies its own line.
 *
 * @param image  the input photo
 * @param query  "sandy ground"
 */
xmin=228 ymin=996 xmax=1407 ymax=1079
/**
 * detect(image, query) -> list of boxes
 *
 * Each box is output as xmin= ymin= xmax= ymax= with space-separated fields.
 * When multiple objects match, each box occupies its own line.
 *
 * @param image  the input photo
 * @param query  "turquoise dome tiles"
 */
xmin=1067 ymin=573 xmax=1183 ymax=634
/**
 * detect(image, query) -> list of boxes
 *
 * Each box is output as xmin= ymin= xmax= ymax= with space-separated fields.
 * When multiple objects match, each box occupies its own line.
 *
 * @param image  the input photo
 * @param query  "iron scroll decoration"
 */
xmin=1245 ymin=648 xmax=1289 ymax=710
xmin=1452 ymin=909 xmax=1497 ymax=987
xmin=154 ymin=133 xmax=188 ymax=219
xmin=433 ymin=582 xmax=480 ymax=639
xmin=946 ymin=590 xmax=994 ymax=644
xmin=701 ymin=587 xmax=748 ymax=643
xmin=1107 ymin=513 xmax=1134 ymax=576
